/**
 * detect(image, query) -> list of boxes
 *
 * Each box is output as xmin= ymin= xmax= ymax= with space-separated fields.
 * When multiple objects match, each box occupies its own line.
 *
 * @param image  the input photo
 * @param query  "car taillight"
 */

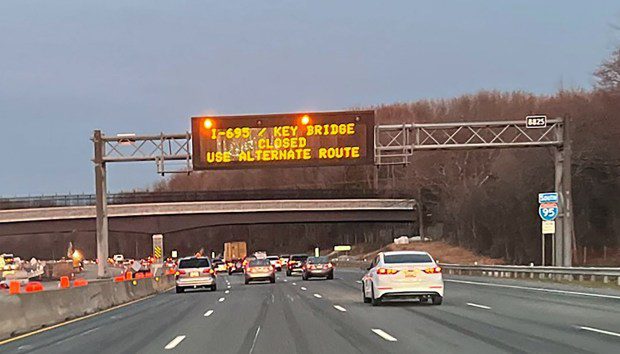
xmin=327 ymin=263 xmax=333 ymax=268
xmin=270 ymin=265 xmax=275 ymax=270
xmin=377 ymin=268 xmax=399 ymax=275
xmin=203 ymin=268 xmax=214 ymax=274
xmin=177 ymin=270 xmax=186 ymax=276
xmin=423 ymin=266 xmax=442 ymax=274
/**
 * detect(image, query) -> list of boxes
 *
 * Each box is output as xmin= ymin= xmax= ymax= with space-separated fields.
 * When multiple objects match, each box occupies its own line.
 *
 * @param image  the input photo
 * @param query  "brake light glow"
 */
xmin=377 ymin=268 xmax=399 ymax=275
xmin=327 ymin=263 xmax=333 ymax=268
xmin=423 ymin=266 xmax=442 ymax=274
xmin=176 ymin=270 xmax=186 ymax=276
xmin=203 ymin=268 xmax=214 ymax=274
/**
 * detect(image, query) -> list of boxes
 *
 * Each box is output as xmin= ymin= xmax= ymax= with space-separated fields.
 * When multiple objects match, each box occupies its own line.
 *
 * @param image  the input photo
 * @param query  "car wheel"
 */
xmin=228 ymin=270 xmax=232 ymax=275
xmin=244 ymin=278 xmax=250 ymax=285
xmin=270 ymin=277 xmax=276 ymax=283
xmin=286 ymin=270 xmax=291 ymax=276
xmin=327 ymin=271 xmax=334 ymax=280
xmin=211 ymin=284 xmax=217 ymax=291
xmin=362 ymin=283 xmax=371 ymax=303
xmin=302 ymin=273 xmax=308 ymax=281
xmin=431 ymin=295 xmax=443 ymax=305
xmin=371 ymin=283 xmax=381 ymax=306
xmin=176 ymin=286 xmax=184 ymax=294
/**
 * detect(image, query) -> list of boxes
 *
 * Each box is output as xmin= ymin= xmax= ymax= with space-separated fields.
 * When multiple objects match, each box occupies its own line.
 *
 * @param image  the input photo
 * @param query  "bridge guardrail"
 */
xmin=0 ymin=189 xmax=414 ymax=210
xmin=441 ymin=264 xmax=620 ymax=285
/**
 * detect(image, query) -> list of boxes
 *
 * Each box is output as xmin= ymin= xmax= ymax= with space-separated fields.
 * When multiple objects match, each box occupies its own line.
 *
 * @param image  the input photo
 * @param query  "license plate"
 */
xmin=404 ymin=270 xmax=417 ymax=278
xmin=190 ymin=271 xmax=199 ymax=277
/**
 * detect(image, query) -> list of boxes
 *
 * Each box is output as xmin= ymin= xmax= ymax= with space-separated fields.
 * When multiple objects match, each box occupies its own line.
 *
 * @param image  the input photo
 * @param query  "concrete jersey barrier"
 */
xmin=0 ymin=275 xmax=174 ymax=340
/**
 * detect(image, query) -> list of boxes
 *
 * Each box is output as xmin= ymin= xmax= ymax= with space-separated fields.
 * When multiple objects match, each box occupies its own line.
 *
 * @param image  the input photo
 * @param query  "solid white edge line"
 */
xmin=218 ymin=297 xmax=225 ymax=302
xmin=446 ymin=279 xmax=620 ymax=300
xmin=466 ymin=302 xmax=491 ymax=310
xmin=300 ymin=287 xmax=307 ymax=291
xmin=333 ymin=305 xmax=347 ymax=312
xmin=164 ymin=335 xmax=186 ymax=350
xmin=204 ymin=310 xmax=214 ymax=317
xmin=313 ymin=293 xmax=322 ymax=298
xmin=371 ymin=329 xmax=398 ymax=342
xmin=578 ymin=326 xmax=620 ymax=338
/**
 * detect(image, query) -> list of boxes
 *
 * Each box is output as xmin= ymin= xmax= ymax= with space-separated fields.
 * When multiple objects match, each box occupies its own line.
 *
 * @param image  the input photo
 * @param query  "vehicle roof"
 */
xmin=381 ymin=251 xmax=431 ymax=256
xmin=178 ymin=256 xmax=210 ymax=261
xmin=266 ymin=255 xmax=279 ymax=258
xmin=291 ymin=254 xmax=308 ymax=256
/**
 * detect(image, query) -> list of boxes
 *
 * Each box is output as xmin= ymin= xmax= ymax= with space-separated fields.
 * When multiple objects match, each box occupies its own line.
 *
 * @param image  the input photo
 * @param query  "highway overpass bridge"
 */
xmin=0 ymin=191 xmax=418 ymax=259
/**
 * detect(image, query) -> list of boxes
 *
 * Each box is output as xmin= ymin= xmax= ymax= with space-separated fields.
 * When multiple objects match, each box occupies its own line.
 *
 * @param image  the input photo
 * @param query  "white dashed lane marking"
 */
xmin=225 ymin=290 xmax=230 ymax=294
xmin=466 ymin=302 xmax=491 ymax=310
xmin=371 ymin=329 xmax=398 ymax=342
xmin=578 ymin=326 xmax=620 ymax=338
xmin=333 ymin=305 xmax=347 ymax=312
xmin=313 ymin=294 xmax=322 ymax=298
xmin=164 ymin=335 xmax=186 ymax=350
xmin=300 ymin=287 xmax=307 ymax=291
xmin=203 ymin=310 xmax=214 ymax=317
xmin=218 ymin=297 xmax=225 ymax=302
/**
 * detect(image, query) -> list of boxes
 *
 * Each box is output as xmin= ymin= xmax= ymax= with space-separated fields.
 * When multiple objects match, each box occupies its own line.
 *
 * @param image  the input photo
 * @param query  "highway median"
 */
xmin=0 ymin=274 xmax=174 ymax=341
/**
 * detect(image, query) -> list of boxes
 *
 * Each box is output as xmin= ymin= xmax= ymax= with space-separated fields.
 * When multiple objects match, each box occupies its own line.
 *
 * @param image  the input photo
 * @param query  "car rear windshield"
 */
xmin=249 ymin=259 xmax=271 ymax=266
xmin=178 ymin=258 xmax=210 ymax=268
xmin=307 ymin=256 xmax=329 ymax=264
xmin=383 ymin=254 xmax=433 ymax=264
xmin=291 ymin=255 xmax=308 ymax=261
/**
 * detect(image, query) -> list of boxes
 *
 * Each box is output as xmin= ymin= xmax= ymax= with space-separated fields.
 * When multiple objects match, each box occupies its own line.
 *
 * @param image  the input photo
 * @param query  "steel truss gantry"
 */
xmin=92 ymin=117 xmax=573 ymax=277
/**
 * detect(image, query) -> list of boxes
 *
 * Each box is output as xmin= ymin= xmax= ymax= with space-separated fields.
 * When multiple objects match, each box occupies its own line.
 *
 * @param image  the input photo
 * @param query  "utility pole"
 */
xmin=553 ymin=118 xmax=574 ymax=266
xmin=93 ymin=130 xmax=109 ymax=278
xmin=562 ymin=119 xmax=574 ymax=266
xmin=416 ymin=190 xmax=425 ymax=240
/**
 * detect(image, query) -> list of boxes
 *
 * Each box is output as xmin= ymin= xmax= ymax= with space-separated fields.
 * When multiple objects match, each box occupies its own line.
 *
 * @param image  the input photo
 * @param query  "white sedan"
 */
xmin=362 ymin=251 xmax=444 ymax=306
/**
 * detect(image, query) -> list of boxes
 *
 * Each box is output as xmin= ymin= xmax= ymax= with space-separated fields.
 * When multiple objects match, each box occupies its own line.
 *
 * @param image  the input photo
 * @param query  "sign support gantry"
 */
xmin=374 ymin=118 xmax=574 ymax=267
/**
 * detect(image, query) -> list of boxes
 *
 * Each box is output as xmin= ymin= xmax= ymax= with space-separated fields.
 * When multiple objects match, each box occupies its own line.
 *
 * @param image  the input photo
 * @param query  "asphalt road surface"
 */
xmin=1 ymin=269 xmax=619 ymax=353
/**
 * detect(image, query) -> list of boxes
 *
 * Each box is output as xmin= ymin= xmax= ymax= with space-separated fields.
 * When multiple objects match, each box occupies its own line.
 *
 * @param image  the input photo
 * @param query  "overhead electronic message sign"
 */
xmin=191 ymin=110 xmax=374 ymax=170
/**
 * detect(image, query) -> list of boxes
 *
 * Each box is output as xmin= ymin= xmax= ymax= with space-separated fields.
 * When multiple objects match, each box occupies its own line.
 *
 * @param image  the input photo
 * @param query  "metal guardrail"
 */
xmin=0 ymin=189 xmax=413 ymax=210
xmin=441 ymin=264 xmax=620 ymax=285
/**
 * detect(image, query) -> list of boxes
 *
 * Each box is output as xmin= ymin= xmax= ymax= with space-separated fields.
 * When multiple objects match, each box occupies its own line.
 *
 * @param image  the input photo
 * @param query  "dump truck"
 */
xmin=224 ymin=241 xmax=247 ymax=275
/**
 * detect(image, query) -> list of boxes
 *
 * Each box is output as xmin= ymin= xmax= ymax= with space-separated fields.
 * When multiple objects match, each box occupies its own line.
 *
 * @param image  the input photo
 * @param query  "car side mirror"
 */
xmin=366 ymin=265 xmax=372 ymax=270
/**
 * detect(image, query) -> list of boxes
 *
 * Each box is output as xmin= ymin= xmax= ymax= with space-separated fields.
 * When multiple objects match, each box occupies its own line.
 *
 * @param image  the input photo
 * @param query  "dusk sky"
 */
xmin=1 ymin=1 xmax=618 ymax=196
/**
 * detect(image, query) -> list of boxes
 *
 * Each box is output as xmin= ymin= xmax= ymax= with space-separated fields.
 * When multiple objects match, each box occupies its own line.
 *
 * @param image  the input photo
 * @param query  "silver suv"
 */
xmin=175 ymin=257 xmax=216 ymax=293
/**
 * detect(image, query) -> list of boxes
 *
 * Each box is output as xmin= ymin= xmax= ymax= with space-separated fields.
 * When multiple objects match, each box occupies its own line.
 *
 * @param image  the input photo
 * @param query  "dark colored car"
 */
xmin=286 ymin=254 xmax=308 ymax=276
xmin=227 ymin=259 xmax=244 ymax=274
xmin=302 ymin=256 xmax=334 ymax=280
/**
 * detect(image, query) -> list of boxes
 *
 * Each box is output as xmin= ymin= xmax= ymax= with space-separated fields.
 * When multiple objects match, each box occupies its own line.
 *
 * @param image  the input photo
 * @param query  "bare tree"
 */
xmin=594 ymin=47 xmax=620 ymax=92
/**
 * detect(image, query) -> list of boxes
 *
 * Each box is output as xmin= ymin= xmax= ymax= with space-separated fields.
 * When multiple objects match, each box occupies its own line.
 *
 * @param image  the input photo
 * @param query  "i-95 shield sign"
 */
xmin=539 ymin=202 xmax=558 ymax=221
